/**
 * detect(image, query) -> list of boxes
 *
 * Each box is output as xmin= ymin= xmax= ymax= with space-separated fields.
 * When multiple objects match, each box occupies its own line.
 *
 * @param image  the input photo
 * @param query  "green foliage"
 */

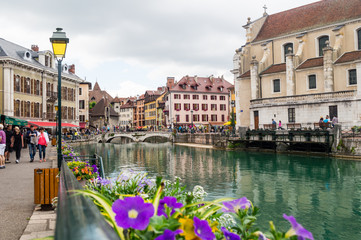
xmin=89 ymin=101 xmax=96 ymax=110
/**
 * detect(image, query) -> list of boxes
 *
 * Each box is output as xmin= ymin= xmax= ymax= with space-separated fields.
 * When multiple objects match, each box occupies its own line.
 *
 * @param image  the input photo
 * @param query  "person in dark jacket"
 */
xmin=26 ymin=125 xmax=38 ymax=162
xmin=11 ymin=126 xmax=24 ymax=164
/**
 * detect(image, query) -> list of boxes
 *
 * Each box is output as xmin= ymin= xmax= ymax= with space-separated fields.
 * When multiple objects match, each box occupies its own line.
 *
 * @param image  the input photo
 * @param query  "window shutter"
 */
xmin=14 ymin=75 xmax=16 ymax=91
xmin=40 ymin=81 xmax=43 ymax=95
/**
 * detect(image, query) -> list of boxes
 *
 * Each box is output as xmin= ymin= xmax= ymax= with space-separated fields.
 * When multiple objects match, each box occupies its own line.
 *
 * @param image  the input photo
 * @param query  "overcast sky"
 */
xmin=1 ymin=0 xmax=317 ymax=98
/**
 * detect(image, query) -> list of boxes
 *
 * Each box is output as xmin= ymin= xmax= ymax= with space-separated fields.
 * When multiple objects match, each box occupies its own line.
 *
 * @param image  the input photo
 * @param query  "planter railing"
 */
xmin=63 ymin=154 xmax=105 ymax=179
xmin=55 ymin=160 xmax=118 ymax=240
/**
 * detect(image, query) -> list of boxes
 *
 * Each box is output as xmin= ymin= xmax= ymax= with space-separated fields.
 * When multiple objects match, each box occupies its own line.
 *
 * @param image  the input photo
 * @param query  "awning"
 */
xmin=223 ymin=121 xmax=237 ymax=126
xmin=0 ymin=114 xmax=28 ymax=126
xmin=28 ymin=121 xmax=79 ymax=128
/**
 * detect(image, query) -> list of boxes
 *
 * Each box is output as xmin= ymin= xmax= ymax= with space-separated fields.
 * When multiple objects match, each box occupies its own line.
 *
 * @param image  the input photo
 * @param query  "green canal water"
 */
xmin=74 ymin=142 xmax=361 ymax=240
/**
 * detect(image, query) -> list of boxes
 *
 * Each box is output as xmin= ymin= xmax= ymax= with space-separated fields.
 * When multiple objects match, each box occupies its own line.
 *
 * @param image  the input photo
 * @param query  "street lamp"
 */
xmin=191 ymin=110 xmax=194 ymax=133
xmin=50 ymin=28 xmax=69 ymax=169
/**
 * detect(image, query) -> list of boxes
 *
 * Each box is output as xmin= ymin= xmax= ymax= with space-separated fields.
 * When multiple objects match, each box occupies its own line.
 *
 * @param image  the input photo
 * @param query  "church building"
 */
xmin=232 ymin=0 xmax=361 ymax=129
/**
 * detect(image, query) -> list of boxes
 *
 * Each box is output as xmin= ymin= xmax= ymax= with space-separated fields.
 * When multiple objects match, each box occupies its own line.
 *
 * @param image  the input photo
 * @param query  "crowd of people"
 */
xmin=0 ymin=124 xmax=50 ymax=169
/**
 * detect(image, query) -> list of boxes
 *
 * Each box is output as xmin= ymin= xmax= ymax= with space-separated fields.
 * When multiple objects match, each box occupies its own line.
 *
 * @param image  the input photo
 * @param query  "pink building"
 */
xmin=164 ymin=75 xmax=233 ymax=128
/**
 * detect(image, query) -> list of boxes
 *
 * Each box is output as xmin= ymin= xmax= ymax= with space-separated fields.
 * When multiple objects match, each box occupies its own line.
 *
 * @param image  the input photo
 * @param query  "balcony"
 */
xmin=250 ymin=90 xmax=357 ymax=108
xmin=47 ymin=92 xmax=57 ymax=103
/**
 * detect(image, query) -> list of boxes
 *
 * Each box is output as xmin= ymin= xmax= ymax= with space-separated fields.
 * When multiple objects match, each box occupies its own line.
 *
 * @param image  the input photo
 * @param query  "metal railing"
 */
xmin=55 ymin=160 xmax=118 ymax=240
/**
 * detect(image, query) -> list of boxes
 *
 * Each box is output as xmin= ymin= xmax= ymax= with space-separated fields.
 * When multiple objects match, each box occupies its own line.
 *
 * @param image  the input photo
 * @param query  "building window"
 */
xmin=318 ymin=36 xmax=329 ymax=56
xmin=192 ymin=95 xmax=199 ymax=100
xmin=174 ymin=94 xmax=181 ymax=99
xmin=36 ymin=80 xmax=40 ymax=95
xmin=203 ymin=95 xmax=207 ymax=100
xmin=183 ymin=103 xmax=190 ymax=111
xmin=202 ymin=114 xmax=208 ymax=122
xmin=26 ymin=78 xmax=31 ymax=94
xmin=193 ymin=115 xmax=199 ymax=122
xmin=79 ymin=88 xmax=82 ymax=95
xmin=308 ymin=75 xmax=316 ymax=89
xmin=211 ymin=104 xmax=217 ymax=111
xmin=175 ymin=115 xmax=180 ymax=122
xmin=220 ymin=96 xmax=226 ymax=100
xmin=283 ymin=43 xmax=293 ymax=62
xmin=273 ymin=79 xmax=280 ymax=93
xmin=211 ymin=95 xmax=217 ymax=100
xmin=288 ymin=108 xmax=295 ymax=123
xmin=14 ymin=100 xmax=20 ymax=117
xmin=221 ymin=115 xmax=225 ymax=122
xmin=186 ymin=115 xmax=189 ymax=122
xmin=202 ymin=104 xmax=208 ymax=111
xmin=358 ymin=28 xmax=361 ymax=50
xmin=79 ymin=100 xmax=85 ymax=109
xmin=15 ymin=75 xmax=20 ymax=92
xmin=184 ymin=94 xmax=190 ymax=99
xmin=174 ymin=103 xmax=181 ymax=111
xmin=193 ymin=104 xmax=199 ymax=111
xmin=220 ymin=104 xmax=226 ymax=111
xmin=349 ymin=69 xmax=357 ymax=85
xmin=25 ymin=101 xmax=30 ymax=117
xmin=211 ymin=115 xmax=217 ymax=122
xmin=34 ymin=103 xmax=40 ymax=118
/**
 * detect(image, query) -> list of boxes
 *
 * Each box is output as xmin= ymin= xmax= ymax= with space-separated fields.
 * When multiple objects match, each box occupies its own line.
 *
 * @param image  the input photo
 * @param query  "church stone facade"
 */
xmin=232 ymin=0 xmax=361 ymax=129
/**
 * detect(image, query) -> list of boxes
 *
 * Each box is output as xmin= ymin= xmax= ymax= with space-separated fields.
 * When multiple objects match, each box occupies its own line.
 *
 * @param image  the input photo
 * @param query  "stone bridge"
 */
xmin=97 ymin=132 xmax=173 ymax=143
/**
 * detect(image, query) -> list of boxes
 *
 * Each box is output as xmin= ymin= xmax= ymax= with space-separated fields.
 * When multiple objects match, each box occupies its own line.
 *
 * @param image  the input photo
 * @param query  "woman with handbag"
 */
xmin=11 ymin=126 xmax=24 ymax=164
xmin=37 ymin=128 xmax=49 ymax=163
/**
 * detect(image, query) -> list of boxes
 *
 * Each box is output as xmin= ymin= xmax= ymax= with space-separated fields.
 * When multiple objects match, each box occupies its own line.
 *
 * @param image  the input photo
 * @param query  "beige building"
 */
xmin=0 ymin=38 xmax=84 ymax=125
xmin=79 ymin=82 xmax=92 ymax=128
xmin=232 ymin=0 xmax=361 ymax=129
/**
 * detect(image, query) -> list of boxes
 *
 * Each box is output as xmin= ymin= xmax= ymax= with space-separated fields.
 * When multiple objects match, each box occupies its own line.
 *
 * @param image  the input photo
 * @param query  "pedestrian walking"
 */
xmin=0 ymin=124 xmax=6 ymax=169
xmin=4 ymin=125 xmax=13 ymax=163
xmin=26 ymin=125 xmax=38 ymax=162
xmin=11 ymin=126 xmax=24 ymax=164
xmin=37 ymin=127 xmax=49 ymax=163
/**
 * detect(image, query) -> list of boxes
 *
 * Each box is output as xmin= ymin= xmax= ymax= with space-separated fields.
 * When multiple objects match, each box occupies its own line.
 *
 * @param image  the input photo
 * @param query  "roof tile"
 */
xmin=296 ymin=57 xmax=324 ymax=70
xmin=260 ymin=63 xmax=286 ymax=75
xmin=334 ymin=50 xmax=361 ymax=64
xmin=254 ymin=0 xmax=361 ymax=42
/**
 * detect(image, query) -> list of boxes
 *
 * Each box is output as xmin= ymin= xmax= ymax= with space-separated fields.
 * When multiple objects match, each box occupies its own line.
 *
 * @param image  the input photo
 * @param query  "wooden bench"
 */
xmin=263 ymin=124 xmax=276 ymax=130
xmin=286 ymin=123 xmax=301 ymax=130
xmin=314 ymin=122 xmax=332 ymax=129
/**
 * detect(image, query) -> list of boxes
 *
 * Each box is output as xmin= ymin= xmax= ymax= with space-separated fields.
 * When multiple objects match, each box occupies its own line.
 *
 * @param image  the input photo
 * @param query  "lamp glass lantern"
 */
xmin=50 ymin=28 xmax=69 ymax=60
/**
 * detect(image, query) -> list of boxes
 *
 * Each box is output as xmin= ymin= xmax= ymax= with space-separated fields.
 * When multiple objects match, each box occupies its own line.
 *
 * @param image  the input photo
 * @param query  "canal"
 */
xmin=73 ymin=142 xmax=361 ymax=240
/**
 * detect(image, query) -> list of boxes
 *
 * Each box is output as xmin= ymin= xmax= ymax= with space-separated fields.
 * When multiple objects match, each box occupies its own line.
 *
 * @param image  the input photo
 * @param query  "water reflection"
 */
xmin=74 ymin=142 xmax=361 ymax=240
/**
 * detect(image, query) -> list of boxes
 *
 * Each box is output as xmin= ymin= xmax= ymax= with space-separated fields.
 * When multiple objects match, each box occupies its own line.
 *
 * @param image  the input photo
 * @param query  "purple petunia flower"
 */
xmin=258 ymin=232 xmax=267 ymax=240
xmin=193 ymin=216 xmax=215 ymax=240
xmin=158 ymin=196 xmax=183 ymax=218
xmin=154 ymin=229 xmax=183 ymax=240
xmin=222 ymin=197 xmax=251 ymax=213
xmin=112 ymin=196 xmax=154 ymax=230
xmin=283 ymin=214 xmax=314 ymax=240
xmin=99 ymin=178 xmax=111 ymax=186
xmin=221 ymin=227 xmax=241 ymax=240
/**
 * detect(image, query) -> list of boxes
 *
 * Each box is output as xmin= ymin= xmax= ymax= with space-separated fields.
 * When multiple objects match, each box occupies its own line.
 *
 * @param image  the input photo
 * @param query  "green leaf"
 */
xmin=73 ymin=189 xmax=125 ymax=240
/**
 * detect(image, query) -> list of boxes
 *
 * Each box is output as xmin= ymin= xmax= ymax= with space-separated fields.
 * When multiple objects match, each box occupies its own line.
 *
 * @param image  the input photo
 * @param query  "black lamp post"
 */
xmin=231 ymin=100 xmax=235 ymax=135
xmin=50 ymin=28 xmax=69 ymax=169
xmin=191 ymin=110 xmax=194 ymax=133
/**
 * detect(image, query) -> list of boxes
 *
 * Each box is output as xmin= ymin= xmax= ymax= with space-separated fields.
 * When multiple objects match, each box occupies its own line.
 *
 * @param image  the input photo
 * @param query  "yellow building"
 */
xmin=156 ymin=92 xmax=167 ymax=129
xmin=232 ymin=0 xmax=361 ymax=129
xmin=144 ymin=90 xmax=163 ymax=128
xmin=0 ymin=40 xmax=83 ymax=126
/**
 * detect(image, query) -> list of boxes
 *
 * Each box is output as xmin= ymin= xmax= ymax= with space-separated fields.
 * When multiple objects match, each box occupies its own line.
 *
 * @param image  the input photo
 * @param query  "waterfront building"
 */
xmin=156 ymin=91 xmax=167 ymax=129
xmin=79 ymin=81 xmax=91 ymax=129
xmin=89 ymin=82 xmax=113 ymax=104
xmin=111 ymin=96 xmax=127 ymax=113
xmin=0 ymin=38 xmax=83 ymax=126
xmin=134 ymin=94 xmax=145 ymax=128
xmin=144 ymin=89 xmax=164 ymax=128
xmin=232 ymin=0 xmax=361 ymax=129
xmin=164 ymin=75 xmax=233 ymax=128
xmin=89 ymin=98 xmax=118 ymax=130
xmin=118 ymin=99 xmax=135 ymax=129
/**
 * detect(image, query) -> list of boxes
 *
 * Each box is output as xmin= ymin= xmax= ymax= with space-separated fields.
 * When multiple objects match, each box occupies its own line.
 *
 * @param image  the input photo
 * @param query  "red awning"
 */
xmin=28 ymin=121 xmax=79 ymax=128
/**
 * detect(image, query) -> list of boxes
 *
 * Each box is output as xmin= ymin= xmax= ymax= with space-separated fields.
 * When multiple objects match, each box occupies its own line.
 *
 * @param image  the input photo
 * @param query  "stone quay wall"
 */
xmin=174 ymin=133 xmax=228 ymax=148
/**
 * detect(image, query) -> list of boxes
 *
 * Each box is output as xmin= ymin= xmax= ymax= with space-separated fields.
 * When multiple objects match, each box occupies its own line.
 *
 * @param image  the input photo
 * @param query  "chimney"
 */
xmin=31 ymin=45 xmax=39 ymax=52
xmin=166 ymin=77 xmax=175 ymax=89
xmin=69 ymin=64 xmax=75 ymax=74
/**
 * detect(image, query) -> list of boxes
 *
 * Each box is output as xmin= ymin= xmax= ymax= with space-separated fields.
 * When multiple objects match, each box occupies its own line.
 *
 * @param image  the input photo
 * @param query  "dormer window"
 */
xmin=24 ymin=51 xmax=32 ymax=61
xmin=182 ymin=84 xmax=186 ymax=89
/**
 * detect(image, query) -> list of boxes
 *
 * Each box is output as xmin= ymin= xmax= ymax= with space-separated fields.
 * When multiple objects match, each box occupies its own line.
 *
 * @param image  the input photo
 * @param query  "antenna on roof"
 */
xmin=263 ymin=5 xmax=268 ymax=16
